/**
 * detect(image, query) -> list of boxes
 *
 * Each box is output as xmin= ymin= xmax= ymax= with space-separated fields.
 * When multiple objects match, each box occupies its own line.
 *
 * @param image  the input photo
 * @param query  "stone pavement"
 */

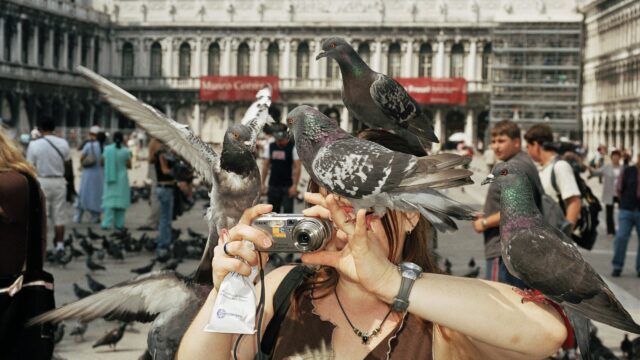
xmin=47 ymin=152 xmax=638 ymax=358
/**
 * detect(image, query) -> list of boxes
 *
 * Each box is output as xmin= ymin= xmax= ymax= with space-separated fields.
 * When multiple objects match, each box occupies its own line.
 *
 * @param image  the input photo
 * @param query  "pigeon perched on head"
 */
xmin=483 ymin=161 xmax=640 ymax=336
xmin=29 ymin=271 xmax=208 ymax=360
xmin=317 ymin=37 xmax=437 ymax=156
xmin=76 ymin=66 xmax=272 ymax=285
xmin=287 ymin=105 xmax=474 ymax=232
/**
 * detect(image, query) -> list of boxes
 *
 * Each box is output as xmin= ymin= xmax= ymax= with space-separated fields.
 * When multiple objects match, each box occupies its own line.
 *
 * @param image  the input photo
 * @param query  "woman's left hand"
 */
xmin=300 ymin=192 xmax=398 ymax=298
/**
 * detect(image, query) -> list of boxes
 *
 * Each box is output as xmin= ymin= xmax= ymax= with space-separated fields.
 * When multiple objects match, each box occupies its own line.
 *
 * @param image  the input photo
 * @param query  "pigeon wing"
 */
xmin=28 ymin=271 xmax=197 ymax=325
xmin=77 ymin=66 xmax=218 ymax=185
xmin=311 ymin=138 xmax=414 ymax=199
xmin=240 ymin=84 xmax=274 ymax=152
xmin=369 ymin=74 xmax=438 ymax=143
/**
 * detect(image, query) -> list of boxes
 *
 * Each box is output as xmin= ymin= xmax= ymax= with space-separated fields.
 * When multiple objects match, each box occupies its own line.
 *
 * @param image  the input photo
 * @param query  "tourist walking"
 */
xmin=101 ymin=132 xmax=132 ymax=230
xmin=155 ymin=144 xmax=176 ymax=256
xmin=611 ymin=153 xmax=640 ymax=277
xmin=74 ymin=126 xmax=104 ymax=224
xmin=26 ymin=116 xmax=70 ymax=252
xmin=590 ymin=150 xmax=622 ymax=236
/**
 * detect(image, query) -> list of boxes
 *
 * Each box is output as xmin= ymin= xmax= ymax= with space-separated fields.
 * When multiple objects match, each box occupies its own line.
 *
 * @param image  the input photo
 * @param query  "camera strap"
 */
xmin=255 ymin=265 xmax=313 ymax=359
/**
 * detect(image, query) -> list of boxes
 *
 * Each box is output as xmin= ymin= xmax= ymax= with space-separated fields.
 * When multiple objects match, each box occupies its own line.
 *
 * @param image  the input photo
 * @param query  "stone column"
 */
xmin=87 ymin=36 xmax=94 ymax=70
xmin=290 ymin=40 xmax=299 ymax=80
xmin=372 ymin=40 xmax=382 ymax=72
xmin=380 ymin=42 xmax=389 ymax=74
xmin=223 ymin=104 xmax=230 ymax=124
xmin=162 ymin=38 xmax=172 ymax=77
xmin=250 ymin=38 xmax=260 ymax=76
xmin=13 ymin=20 xmax=22 ymax=63
xmin=443 ymin=42 xmax=452 ymax=77
xmin=193 ymin=39 xmax=201 ymax=77
xmin=281 ymin=104 xmax=289 ymax=123
xmin=46 ymin=28 xmax=54 ymax=68
xmin=280 ymin=39 xmax=291 ymax=81
xmin=30 ymin=25 xmax=39 ymax=65
xmin=615 ymin=118 xmax=622 ymax=149
xmin=230 ymin=38 xmax=239 ymax=75
xmin=464 ymin=108 xmax=474 ymax=146
xmin=624 ymin=116 xmax=631 ymax=150
xmin=309 ymin=38 xmax=321 ymax=84
xmin=74 ymin=34 xmax=82 ymax=70
xmin=433 ymin=109 xmax=443 ymax=152
xmin=402 ymin=39 xmax=413 ymax=77
xmin=220 ymin=38 xmax=230 ymax=76
xmin=193 ymin=102 xmax=201 ymax=136
xmin=467 ymin=40 xmax=477 ymax=84
xmin=165 ymin=103 xmax=173 ymax=119
xmin=340 ymin=106 xmax=350 ymax=132
xmin=435 ymin=40 xmax=444 ymax=78
xmin=60 ymin=32 xmax=68 ymax=70
xmin=0 ymin=18 xmax=5 ymax=60
xmin=259 ymin=39 xmax=269 ymax=75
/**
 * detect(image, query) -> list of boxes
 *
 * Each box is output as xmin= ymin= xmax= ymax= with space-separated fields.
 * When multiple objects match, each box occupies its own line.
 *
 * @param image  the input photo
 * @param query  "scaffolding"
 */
xmin=490 ymin=23 xmax=582 ymax=137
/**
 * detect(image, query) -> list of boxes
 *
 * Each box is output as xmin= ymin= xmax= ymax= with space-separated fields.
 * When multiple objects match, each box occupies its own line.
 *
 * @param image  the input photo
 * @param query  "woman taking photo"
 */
xmin=178 ymin=188 xmax=567 ymax=359
xmin=101 ymin=132 xmax=132 ymax=230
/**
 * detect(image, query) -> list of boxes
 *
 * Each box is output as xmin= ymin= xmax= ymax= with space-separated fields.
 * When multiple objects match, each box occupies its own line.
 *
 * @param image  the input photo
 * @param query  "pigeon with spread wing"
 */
xmin=77 ymin=66 xmax=272 ymax=284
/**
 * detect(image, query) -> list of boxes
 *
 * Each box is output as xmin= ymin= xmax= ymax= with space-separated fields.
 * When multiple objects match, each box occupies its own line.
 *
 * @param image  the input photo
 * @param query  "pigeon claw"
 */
xmin=365 ymin=213 xmax=379 ymax=230
xmin=340 ymin=206 xmax=355 ymax=223
xmin=512 ymin=288 xmax=549 ymax=305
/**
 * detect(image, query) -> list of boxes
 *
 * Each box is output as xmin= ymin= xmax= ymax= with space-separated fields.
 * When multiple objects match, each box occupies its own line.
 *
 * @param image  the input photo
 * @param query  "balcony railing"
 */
xmin=10 ymin=0 xmax=110 ymax=24
xmin=0 ymin=61 xmax=90 ymax=87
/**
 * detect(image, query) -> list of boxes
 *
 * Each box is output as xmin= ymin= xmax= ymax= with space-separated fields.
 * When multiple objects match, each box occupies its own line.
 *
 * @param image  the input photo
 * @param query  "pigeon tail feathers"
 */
xmin=562 ymin=290 xmax=640 ymax=334
xmin=389 ymin=190 xmax=476 ymax=233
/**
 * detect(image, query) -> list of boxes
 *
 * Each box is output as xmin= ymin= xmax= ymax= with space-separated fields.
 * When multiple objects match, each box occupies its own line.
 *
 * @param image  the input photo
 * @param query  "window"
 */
xmin=326 ymin=52 xmax=340 ymax=79
xmin=121 ymin=42 xmax=134 ymax=77
xmin=179 ymin=42 xmax=191 ymax=77
xmin=68 ymin=36 xmax=76 ymax=70
xmin=53 ymin=31 xmax=61 ymax=68
xmin=237 ymin=42 xmax=250 ymax=75
xmin=450 ymin=43 xmax=464 ymax=77
xmin=21 ymin=22 xmax=29 ymax=64
xmin=387 ymin=43 xmax=401 ymax=77
xmin=296 ymin=42 xmax=310 ymax=79
xmin=482 ymin=43 xmax=492 ymax=80
xmin=418 ymin=43 xmax=432 ymax=77
xmin=207 ymin=42 xmax=220 ymax=76
xmin=358 ymin=42 xmax=371 ymax=65
xmin=81 ymin=36 xmax=89 ymax=67
xmin=3 ymin=20 xmax=11 ymax=61
xmin=267 ymin=42 xmax=279 ymax=76
xmin=150 ymin=42 xmax=162 ymax=77
xmin=38 ymin=27 xmax=46 ymax=66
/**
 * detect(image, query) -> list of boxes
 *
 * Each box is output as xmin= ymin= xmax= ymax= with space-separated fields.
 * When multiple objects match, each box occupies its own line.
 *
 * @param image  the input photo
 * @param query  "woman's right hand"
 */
xmin=212 ymin=204 xmax=273 ymax=291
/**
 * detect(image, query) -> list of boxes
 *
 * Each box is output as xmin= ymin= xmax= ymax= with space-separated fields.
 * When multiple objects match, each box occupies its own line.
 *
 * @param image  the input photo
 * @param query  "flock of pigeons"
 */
xmin=29 ymin=37 xmax=640 ymax=359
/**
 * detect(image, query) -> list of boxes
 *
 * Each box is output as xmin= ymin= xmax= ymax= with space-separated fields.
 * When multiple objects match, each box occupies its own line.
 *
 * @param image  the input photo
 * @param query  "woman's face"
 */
xmin=317 ymin=187 xmax=412 ymax=263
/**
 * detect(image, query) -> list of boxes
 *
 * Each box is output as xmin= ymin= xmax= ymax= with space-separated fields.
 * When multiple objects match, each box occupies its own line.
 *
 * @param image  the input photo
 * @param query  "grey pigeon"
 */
xmin=85 ymin=274 xmax=106 ymax=292
xmin=86 ymin=256 xmax=106 ymax=271
xmin=29 ymin=271 xmax=208 ymax=360
xmin=317 ymin=37 xmax=438 ymax=156
xmin=131 ymin=260 xmax=156 ymax=275
xmin=93 ymin=322 xmax=128 ymax=349
xmin=483 ymin=161 xmax=640 ymax=335
xmin=70 ymin=321 xmax=88 ymax=341
xmin=73 ymin=283 xmax=92 ymax=299
xmin=287 ymin=105 xmax=474 ymax=232
xmin=76 ymin=66 xmax=272 ymax=284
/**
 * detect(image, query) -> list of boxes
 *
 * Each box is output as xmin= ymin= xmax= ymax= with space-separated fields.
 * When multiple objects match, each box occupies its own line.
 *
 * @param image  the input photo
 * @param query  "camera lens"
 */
xmin=297 ymin=232 xmax=311 ymax=246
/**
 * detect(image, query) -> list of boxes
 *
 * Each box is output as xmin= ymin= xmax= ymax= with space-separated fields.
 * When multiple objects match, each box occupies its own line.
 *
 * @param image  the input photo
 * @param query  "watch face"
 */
xmin=400 ymin=262 xmax=423 ymax=274
xmin=402 ymin=269 xmax=418 ymax=280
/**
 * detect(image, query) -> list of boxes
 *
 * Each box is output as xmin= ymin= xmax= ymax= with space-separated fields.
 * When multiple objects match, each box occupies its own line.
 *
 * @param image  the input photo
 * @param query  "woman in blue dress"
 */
xmin=101 ymin=132 xmax=132 ymax=230
xmin=74 ymin=126 xmax=104 ymax=223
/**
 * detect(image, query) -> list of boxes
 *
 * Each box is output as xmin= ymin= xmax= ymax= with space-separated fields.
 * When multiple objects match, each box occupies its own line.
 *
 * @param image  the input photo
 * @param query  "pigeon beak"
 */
xmin=316 ymin=51 xmax=328 ymax=60
xmin=481 ymin=174 xmax=494 ymax=186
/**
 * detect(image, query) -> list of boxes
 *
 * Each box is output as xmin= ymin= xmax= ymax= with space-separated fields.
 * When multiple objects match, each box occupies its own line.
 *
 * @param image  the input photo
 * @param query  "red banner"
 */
xmin=200 ymin=76 xmax=280 ymax=102
xmin=394 ymin=78 xmax=467 ymax=105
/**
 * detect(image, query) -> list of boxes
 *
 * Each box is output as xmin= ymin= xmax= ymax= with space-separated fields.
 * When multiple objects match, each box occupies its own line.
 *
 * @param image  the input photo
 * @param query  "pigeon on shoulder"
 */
xmin=287 ymin=105 xmax=474 ymax=232
xmin=483 ymin=161 xmax=640 ymax=335
xmin=317 ymin=37 xmax=438 ymax=156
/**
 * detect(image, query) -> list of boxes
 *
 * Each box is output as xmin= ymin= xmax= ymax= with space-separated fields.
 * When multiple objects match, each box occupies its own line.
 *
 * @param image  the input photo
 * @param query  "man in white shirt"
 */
xmin=525 ymin=124 xmax=581 ymax=229
xmin=27 ymin=117 xmax=71 ymax=251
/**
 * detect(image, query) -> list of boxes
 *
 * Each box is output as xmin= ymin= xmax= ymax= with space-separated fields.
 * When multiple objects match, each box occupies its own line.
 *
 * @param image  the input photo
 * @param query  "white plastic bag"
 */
xmin=205 ymin=242 xmax=259 ymax=334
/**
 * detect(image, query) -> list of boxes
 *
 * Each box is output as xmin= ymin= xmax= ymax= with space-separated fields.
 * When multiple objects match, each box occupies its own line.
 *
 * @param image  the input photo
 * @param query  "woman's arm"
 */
xmin=158 ymin=152 xmax=172 ymax=175
xmin=375 ymin=273 xmax=567 ymax=359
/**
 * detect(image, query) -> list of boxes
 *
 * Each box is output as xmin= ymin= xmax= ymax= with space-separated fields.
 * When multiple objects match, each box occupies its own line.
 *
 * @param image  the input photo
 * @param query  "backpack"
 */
xmin=551 ymin=160 xmax=602 ymax=250
xmin=541 ymin=193 xmax=572 ymax=236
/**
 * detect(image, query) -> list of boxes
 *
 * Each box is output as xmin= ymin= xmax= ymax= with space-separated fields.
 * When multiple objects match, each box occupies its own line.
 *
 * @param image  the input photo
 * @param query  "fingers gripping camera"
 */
xmin=252 ymin=213 xmax=333 ymax=252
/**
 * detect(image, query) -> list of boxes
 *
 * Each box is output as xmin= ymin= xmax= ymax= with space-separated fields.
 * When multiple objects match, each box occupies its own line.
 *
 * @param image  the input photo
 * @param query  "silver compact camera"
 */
xmin=252 ymin=213 xmax=332 ymax=253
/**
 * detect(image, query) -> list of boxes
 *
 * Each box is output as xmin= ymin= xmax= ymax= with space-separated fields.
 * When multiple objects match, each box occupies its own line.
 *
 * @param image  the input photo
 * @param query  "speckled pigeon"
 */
xmin=77 ymin=66 xmax=272 ymax=284
xmin=317 ymin=37 xmax=438 ymax=156
xmin=29 ymin=271 xmax=209 ymax=360
xmin=483 ymin=161 xmax=640 ymax=335
xmin=287 ymin=105 xmax=474 ymax=232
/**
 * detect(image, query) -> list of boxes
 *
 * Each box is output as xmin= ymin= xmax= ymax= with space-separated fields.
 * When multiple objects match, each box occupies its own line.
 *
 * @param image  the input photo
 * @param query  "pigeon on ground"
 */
xmin=70 ymin=321 xmax=88 ymax=342
xmin=53 ymin=323 xmax=65 ymax=344
xmin=56 ymin=249 xmax=73 ymax=267
xmin=86 ymin=256 xmax=106 ymax=271
xmin=77 ymin=66 xmax=273 ymax=284
xmin=483 ymin=161 xmax=640 ymax=336
xmin=86 ymin=274 xmax=106 ymax=292
xmin=161 ymin=258 xmax=182 ymax=271
xmin=462 ymin=266 xmax=480 ymax=278
xmin=468 ymin=257 xmax=476 ymax=268
xmin=317 ymin=37 xmax=438 ymax=156
xmin=73 ymin=283 xmax=92 ymax=299
xmin=287 ymin=105 xmax=474 ymax=232
xmin=444 ymin=258 xmax=452 ymax=275
xmin=29 ymin=271 xmax=208 ymax=360
xmin=621 ymin=334 xmax=633 ymax=359
xmin=131 ymin=260 xmax=156 ymax=275
xmin=93 ymin=322 xmax=128 ymax=350
xmin=87 ymin=227 xmax=101 ymax=240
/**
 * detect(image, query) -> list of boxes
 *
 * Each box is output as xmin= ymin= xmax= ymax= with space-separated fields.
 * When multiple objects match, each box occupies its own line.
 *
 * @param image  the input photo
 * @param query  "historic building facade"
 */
xmin=1 ymin=0 xmax=582 ymax=150
xmin=581 ymin=0 xmax=640 ymax=157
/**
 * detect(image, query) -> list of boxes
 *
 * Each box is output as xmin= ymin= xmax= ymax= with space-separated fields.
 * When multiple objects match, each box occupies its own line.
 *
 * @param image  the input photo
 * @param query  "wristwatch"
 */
xmin=481 ymin=219 xmax=488 ymax=230
xmin=391 ymin=262 xmax=423 ymax=312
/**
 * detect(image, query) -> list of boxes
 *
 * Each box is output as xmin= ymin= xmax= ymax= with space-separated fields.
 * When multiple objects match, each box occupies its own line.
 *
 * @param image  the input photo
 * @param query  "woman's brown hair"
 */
xmin=292 ymin=129 xmax=441 ymax=312
xmin=0 ymin=127 xmax=36 ymax=178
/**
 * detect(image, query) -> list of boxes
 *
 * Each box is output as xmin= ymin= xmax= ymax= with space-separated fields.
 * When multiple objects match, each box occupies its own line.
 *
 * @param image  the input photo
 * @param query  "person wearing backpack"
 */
xmin=612 ymin=153 xmax=640 ymax=278
xmin=525 ymin=124 xmax=582 ymax=231
xmin=472 ymin=120 xmax=543 ymax=288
